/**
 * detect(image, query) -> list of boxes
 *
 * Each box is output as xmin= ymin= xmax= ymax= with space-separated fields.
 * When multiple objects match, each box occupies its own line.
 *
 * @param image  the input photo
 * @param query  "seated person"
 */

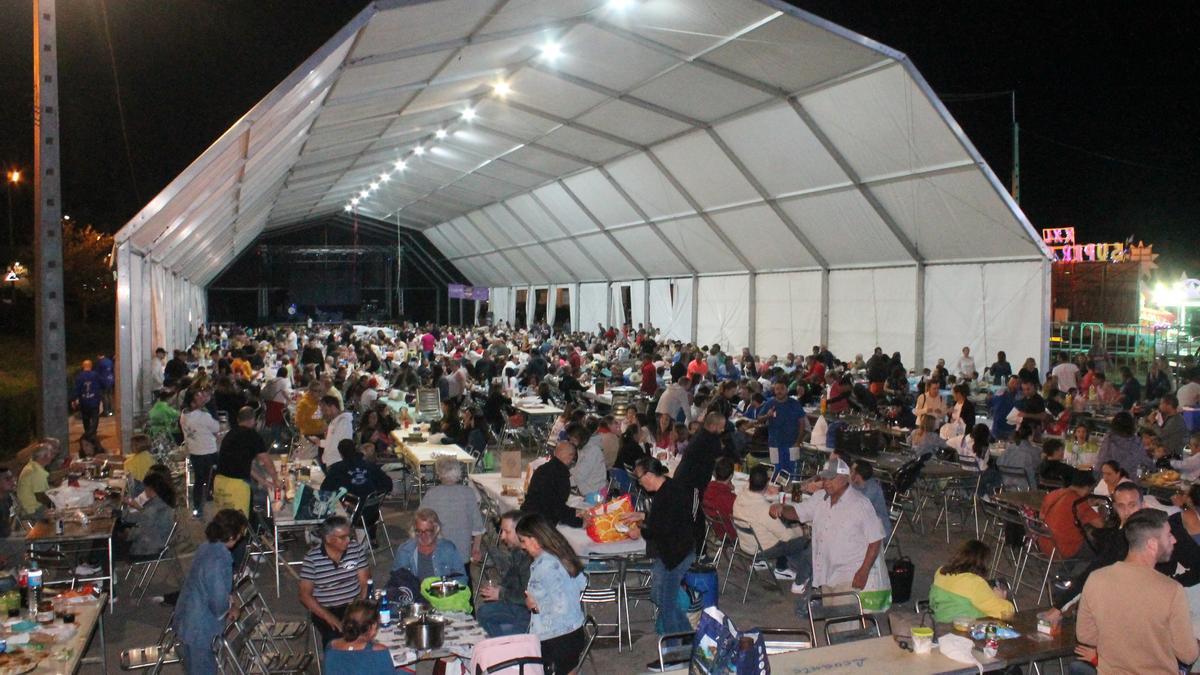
xmin=123 ymin=433 xmax=157 ymax=494
xmin=301 ymin=515 xmax=370 ymax=647
xmin=996 ymin=423 xmax=1041 ymax=489
xmin=524 ymin=429 xmax=584 ymax=528
xmin=849 ymin=460 xmax=891 ymax=536
xmin=321 ymin=440 xmax=393 ymax=541
xmin=117 ymin=470 xmax=177 ymax=561
xmin=0 ymin=468 xmax=22 ymax=568
xmin=570 ymin=423 xmax=607 ymax=499
xmin=1170 ymin=433 xmax=1200 ymax=481
xmin=391 ymin=508 xmax=465 ymax=581
xmin=322 ymin=600 xmax=395 ymax=675
xmin=731 ymin=465 xmax=809 ymax=592
xmin=146 ymin=389 xmax=182 ymax=443
xmin=701 ymin=458 xmax=738 ymax=541
xmin=1038 ymin=439 xmax=1078 ymax=487
xmin=17 ymin=442 xmax=56 ymax=519
xmin=1039 ymin=470 xmax=1103 ymax=560
xmin=476 ymin=510 xmax=532 ymax=637
xmin=1141 ymin=430 xmax=1173 ymax=470
xmin=930 ymin=539 xmax=1014 ymax=622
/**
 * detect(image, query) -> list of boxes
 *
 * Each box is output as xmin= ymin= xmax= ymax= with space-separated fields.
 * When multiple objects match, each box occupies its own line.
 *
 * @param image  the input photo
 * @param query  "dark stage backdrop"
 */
xmin=288 ymin=268 xmax=361 ymax=306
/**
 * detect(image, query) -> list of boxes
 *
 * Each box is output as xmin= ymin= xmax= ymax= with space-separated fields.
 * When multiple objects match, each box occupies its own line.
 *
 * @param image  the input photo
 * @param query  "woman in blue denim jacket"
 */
xmin=391 ymin=508 xmax=465 ymax=581
xmin=516 ymin=514 xmax=587 ymax=675
xmin=173 ymin=509 xmax=248 ymax=675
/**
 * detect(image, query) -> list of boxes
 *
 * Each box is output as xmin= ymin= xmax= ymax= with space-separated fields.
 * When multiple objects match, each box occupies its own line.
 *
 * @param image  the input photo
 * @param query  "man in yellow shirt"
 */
xmin=17 ymin=443 xmax=55 ymax=517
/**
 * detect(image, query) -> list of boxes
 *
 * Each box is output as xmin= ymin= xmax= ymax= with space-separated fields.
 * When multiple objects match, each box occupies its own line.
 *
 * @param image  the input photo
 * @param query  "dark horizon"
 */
xmin=1 ymin=1 xmax=1196 ymax=274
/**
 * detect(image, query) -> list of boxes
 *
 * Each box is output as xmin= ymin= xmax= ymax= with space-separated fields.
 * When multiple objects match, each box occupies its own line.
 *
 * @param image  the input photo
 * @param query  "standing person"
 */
xmin=1051 ymin=352 xmax=1080 ymax=394
xmin=299 ymin=516 xmax=370 ymax=647
xmin=0 ymin=468 xmax=21 ymax=567
xmin=180 ymin=388 xmax=221 ymax=519
xmin=956 ymin=347 xmax=977 ymax=381
xmin=759 ymin=381 xmax=808 ymax=476
xmin=260 ymin=366 xmax=292 ymax=450
xmin=95 ymin=353 xmax=116 ymax=416
xmin=71 ymin=360 xmax=103 ymax=438
xmin=476 ymin=511 xmax=532 ymax=638
xmin=173 ymin=509 xmax=248 ymax=675
xmin=515 ymin=514 xmax=588 ymax=675
xmin=675 ymin=412 xmax=727 ymax=552
xmin=621 ymin=458 xmax=698 ymax=670
xmin=640 ymin=353 xmax=659 ymax=396
xmin=319 ymin=396 xmax=353 ymax=470
xmin=213 ymin=406 xmax=279 ymax=517
xmin=1075 ymin=508 xmax=1198 ymax=673
xmin=419 ymin=457 xmax=485 ymax=579
xmin=988 ymin=351 xmax=1013 ymax=387
xmin=989 ymin=376 xmax=1020 ymax=440
xmin=770 ymin=458 xmax=888 ymax=618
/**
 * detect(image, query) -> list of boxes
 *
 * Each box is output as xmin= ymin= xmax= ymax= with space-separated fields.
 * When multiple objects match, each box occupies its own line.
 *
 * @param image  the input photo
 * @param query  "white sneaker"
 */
xmin=773 ymin=568 xmax=796 ymax=580
xmin=791 ymin=581 xmax=808 ymax=595
xmin=751 ymin=561 xmax=769 ymax=571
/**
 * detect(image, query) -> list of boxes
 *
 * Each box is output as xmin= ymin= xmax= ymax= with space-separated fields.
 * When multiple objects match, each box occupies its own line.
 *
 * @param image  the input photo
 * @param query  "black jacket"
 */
xmin=524 ymin=458 xmax=583 ymax=528
xmin=675 ymin=430 xmax=721 ymax=496
xmin=1157 ymin=511 xmax=1200 ymax=586
xmin=642 ymin=477 xmax=698 ymax=570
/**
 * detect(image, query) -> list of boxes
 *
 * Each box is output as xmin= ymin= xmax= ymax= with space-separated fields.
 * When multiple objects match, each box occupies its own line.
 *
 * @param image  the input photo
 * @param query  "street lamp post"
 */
xmin=5 ymin=169 xmax=18 ymax=250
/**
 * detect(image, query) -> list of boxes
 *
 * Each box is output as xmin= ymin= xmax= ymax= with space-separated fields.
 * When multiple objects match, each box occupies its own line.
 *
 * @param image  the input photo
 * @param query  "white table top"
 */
xmin=26 ymin=594 xmax=108 ymax=674
xmin=515 ymin=401 xmax=563 ymax=416
xmin=375 ymin=611 xmax=488 ymax=668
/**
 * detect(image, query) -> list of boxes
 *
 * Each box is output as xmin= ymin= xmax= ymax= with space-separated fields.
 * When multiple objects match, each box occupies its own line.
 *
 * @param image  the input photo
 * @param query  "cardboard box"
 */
xmin=499 ymin=449 xmax=523 ymax=478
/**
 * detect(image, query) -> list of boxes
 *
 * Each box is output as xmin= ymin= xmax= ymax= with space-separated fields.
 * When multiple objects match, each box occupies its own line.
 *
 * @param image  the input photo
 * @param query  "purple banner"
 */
xmin=448 ymin=285 xmax=489 ymax=301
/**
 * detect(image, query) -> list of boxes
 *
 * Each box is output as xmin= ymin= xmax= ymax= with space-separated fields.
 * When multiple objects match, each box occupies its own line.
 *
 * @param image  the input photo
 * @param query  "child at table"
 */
xmin=322 ymin=600 xmax=399 ymax=675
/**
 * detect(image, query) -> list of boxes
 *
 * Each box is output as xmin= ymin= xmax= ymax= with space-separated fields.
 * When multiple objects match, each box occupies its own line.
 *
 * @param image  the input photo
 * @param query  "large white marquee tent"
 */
xmin=113 ymin=0 xmax=1051 ymax=447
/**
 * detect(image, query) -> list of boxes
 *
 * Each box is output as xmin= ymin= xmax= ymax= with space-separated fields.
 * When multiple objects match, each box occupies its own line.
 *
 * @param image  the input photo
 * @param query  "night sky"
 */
xmin=1 ymin=1 xmax=1197 ymax=272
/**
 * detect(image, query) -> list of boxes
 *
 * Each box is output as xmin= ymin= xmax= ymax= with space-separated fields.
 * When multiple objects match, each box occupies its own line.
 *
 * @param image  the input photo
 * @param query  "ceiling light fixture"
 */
xmin=413 ymin=146 xmax=425 ymax=156
xmin=359 ymin=190 xmax=369 ymax=199
xmin=609 ymin=0 xmax=634 ymax=10
xmin=343 ymin=204 xmax=353 ymax=212
xmin=379 ymin=173 xmax=390 ymax=182
xmin=394 ymin=159 xmax=407 ymax=170
xmin=540 ymin=41 xmax=563 ymax=61
xmin=351 ymin=197 xmax=360 ymax=205
xmin=493 ymin=80 xmax=511 ymax=97
xmin=369 ymin=181 xmax=380 ymax=191
xmin=435 ymin=128 xmax=447 ymax=139
xmin=461 ymin=107 xmax=476 ymax=121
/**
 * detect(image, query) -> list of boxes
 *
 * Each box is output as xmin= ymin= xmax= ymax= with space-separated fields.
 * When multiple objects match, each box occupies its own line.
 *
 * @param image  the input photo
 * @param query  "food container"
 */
xmin=1036 ymin=610 xmax=1062 ymax=636
xmin=404 ymin=615 xmax=447 ymax=649
xmin=427 ymin=579 xmax=464 ymax=598
xmin=402 ymin=601 xmax=429 ymax=621
xmin=909 ymin=626 xmax=934 ymax=654
xmin=952 ymin=616 xmax=972 ymax=632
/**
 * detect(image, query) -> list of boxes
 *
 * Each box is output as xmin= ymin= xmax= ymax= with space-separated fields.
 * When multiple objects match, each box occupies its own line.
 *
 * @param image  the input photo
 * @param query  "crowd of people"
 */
xmin=6 ymin=316 xmax=1200 ymax=673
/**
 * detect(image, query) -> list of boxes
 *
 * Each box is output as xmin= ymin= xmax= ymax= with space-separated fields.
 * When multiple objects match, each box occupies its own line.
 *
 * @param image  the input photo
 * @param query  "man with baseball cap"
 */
xmin=770 ymin=456 xmax=889 ymax=618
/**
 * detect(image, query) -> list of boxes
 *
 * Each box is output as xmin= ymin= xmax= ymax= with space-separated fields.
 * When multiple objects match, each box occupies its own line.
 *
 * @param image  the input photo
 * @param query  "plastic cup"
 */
xmin=910 ymin=626 xmax=934 ymax=655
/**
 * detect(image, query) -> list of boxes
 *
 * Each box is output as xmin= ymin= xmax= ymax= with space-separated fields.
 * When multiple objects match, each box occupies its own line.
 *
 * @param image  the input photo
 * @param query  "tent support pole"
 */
xmin=914 ymin=263 xmax=926 ymax=371
xmin=748 ymin=272 xmax=757 ymax=355
xmin=820 ymin=270 xmax=831 ymax=348
xmin=690 ymin=275 xmax=700 ymax=344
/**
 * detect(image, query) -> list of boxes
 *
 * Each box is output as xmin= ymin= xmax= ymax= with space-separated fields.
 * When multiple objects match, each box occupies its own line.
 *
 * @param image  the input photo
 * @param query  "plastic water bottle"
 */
xmin=379 ymin=591 xmax=392 ymax=628
xmin=26 ymin=562 xmax=43 ymax=617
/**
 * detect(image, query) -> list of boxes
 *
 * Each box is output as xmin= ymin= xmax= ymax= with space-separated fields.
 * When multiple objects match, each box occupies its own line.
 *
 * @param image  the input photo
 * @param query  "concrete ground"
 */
xmin=45 ymin=416 xmax=1064 ymax=673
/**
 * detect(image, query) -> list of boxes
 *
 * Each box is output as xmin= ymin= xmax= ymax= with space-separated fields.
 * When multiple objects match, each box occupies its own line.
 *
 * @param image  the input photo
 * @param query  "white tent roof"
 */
xmin=114 ymin=0 xmax=1048 ymax=287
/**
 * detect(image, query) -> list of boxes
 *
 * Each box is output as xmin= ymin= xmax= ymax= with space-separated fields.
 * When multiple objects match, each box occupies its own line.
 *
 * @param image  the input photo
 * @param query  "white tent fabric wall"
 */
xmin=546 ymin=285 xmax=557 ymax=331
xmin=828 ymin=267 xmax=918 ymax=364
xmin=609 ymin=283 xmax=625 ymax=328
xmin=524 ymin=288 xmax=535 ymax=329
xmin=489 ymin=287 xmax=510 ymax=326
xmin=649 ymin=277 xmax=693 ymax=342
xmin=696 ymin=275 xmax=750 ymax=351
xmin=577 ymin=283 xmax=608 ymax=335
xmin=923 ymin=260 xmax=1050 ymax=373
xmin=754 ymin=271 xmax=824 ymax=358
xmin=629 ymin=280 xmax=647 ymax=329
xmin=568 ymin=284 xmax=580 ymax=332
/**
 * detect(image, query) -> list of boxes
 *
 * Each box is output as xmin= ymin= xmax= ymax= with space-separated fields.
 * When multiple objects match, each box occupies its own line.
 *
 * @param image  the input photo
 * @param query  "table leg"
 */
xmin=107 ymin=536 xmax=115 ymax=613
xmin=100 ymin=604 xmax=108 ymax=675
xmin=275 ymin=523 xmax=282 ymax=598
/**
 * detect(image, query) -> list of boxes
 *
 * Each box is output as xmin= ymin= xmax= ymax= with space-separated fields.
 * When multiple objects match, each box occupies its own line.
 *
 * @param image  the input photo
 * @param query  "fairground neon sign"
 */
xmin=1041 ymin=227 xmax=1128 ymax=263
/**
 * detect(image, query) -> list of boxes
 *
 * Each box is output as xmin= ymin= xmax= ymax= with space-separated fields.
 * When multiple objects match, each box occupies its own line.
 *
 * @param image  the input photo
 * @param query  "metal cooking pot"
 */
xmin=427 ymin=580 xmax=465 ymax=598
xmin=404 ymin=615 xmax=447 ymax=649
xmin=402 ymin=601 xmax=429 ymax=620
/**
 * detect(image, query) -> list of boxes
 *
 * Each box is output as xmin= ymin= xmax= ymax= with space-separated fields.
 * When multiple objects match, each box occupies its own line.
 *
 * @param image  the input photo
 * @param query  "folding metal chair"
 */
xmin=124 ymin=521 xmax=183 ymax=605
xmin=120 ymin=609 xmax=181 ymax=673
xmin=758 ymin=627 xmax=813 ymax=654
xmin=726 ymin=517 xmax=785 ymax=603
xmin=823 ymin=614 xmax=880 ymax=646
xmin=579 ymin=564 xmax=628 ymax=652
xmin=806 ymin=589 xmax=864 ymax=645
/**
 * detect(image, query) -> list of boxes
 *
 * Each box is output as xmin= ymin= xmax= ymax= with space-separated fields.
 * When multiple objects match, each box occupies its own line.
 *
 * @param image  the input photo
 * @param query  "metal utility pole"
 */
xmin=33 ymin=0 xmax=69 ymax=448
xmin=1011 ymin=91 xmax=1020 ymax=204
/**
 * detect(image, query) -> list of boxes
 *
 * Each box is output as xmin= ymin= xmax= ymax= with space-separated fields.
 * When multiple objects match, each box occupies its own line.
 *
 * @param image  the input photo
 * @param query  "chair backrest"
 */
xmin=469 ymin=633 xmax=544 ymax=675
xmin=774 ymin=470 xmax=792 ymax=488
xmin=731 ymin=516 xmax=766 ymax=554
xmin=416 ymin=388 xmax=442 ymax=419
xmin=757 ymin=627 xmax=813 ymax=654
xmin=823 ymin=614 xmax=880 ymax=645
xmin=998 ymin=465 xmax=1032 ymax=491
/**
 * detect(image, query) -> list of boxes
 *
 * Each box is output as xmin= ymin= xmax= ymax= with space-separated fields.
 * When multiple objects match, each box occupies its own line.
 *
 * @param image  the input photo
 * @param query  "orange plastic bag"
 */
xmin=585 ymin=494 xmax=634 ymax=543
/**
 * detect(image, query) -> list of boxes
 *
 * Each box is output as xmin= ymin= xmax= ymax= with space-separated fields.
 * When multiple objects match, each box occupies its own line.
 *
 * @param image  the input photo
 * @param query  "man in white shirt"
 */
xmin=956 ymin=346 xmax=977 ymax=381
xmin=655 ymin=375 xmax=693 ymax=427
xmin=1176 ymin=368 xmax=1200 ymax=409
xmin=319 ymin=396 xmax=354 ymax=470
xmin=771 ymin=457 xmax=887 ymax=617
xmin=1051 ymin=353 xmax=1079 ymax=393
xmin=732 ymin=465 xmax=810 ymax=593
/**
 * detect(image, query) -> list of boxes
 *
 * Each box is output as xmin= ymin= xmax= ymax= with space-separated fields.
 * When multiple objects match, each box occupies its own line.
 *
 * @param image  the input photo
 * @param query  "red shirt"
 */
xmin=702 ymin=481 xmax=737 ymax=539
xmin=641 ymin=361 xmax=658 ymax=394
xmin=687 ymin=359 xmax=708 ymax=380
xmin=1040 ymin=488 xmax=1102 ymax=558
xmin=806 ymin=361 xmax=826 ymax=382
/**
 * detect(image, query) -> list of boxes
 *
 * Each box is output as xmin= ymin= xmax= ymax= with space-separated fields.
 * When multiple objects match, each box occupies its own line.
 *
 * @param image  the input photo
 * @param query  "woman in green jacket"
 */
xmin=929 ymin=539 xmax=1015 ymax=623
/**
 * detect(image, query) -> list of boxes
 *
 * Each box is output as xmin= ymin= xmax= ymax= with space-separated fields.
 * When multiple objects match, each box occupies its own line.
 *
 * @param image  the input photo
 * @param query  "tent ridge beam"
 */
xmin=346 ymin=15 xmax=583 ymax=70
xmin=526 ymin=190 xmax=611 ymax=282
xmin=527 ymin=63 xmax=708 ymax=130
xmin=704 ymin=127 xmax=829 ymax=269
xmin=556 ymin=180 xmax=649 ymax=279
xmin=786 ymin=97 xmax=922 ymax=263
xmin=594 ymin=166 xmax=697 ymax=276
xmin=642 ymin=150 xmax=756 ymax=273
